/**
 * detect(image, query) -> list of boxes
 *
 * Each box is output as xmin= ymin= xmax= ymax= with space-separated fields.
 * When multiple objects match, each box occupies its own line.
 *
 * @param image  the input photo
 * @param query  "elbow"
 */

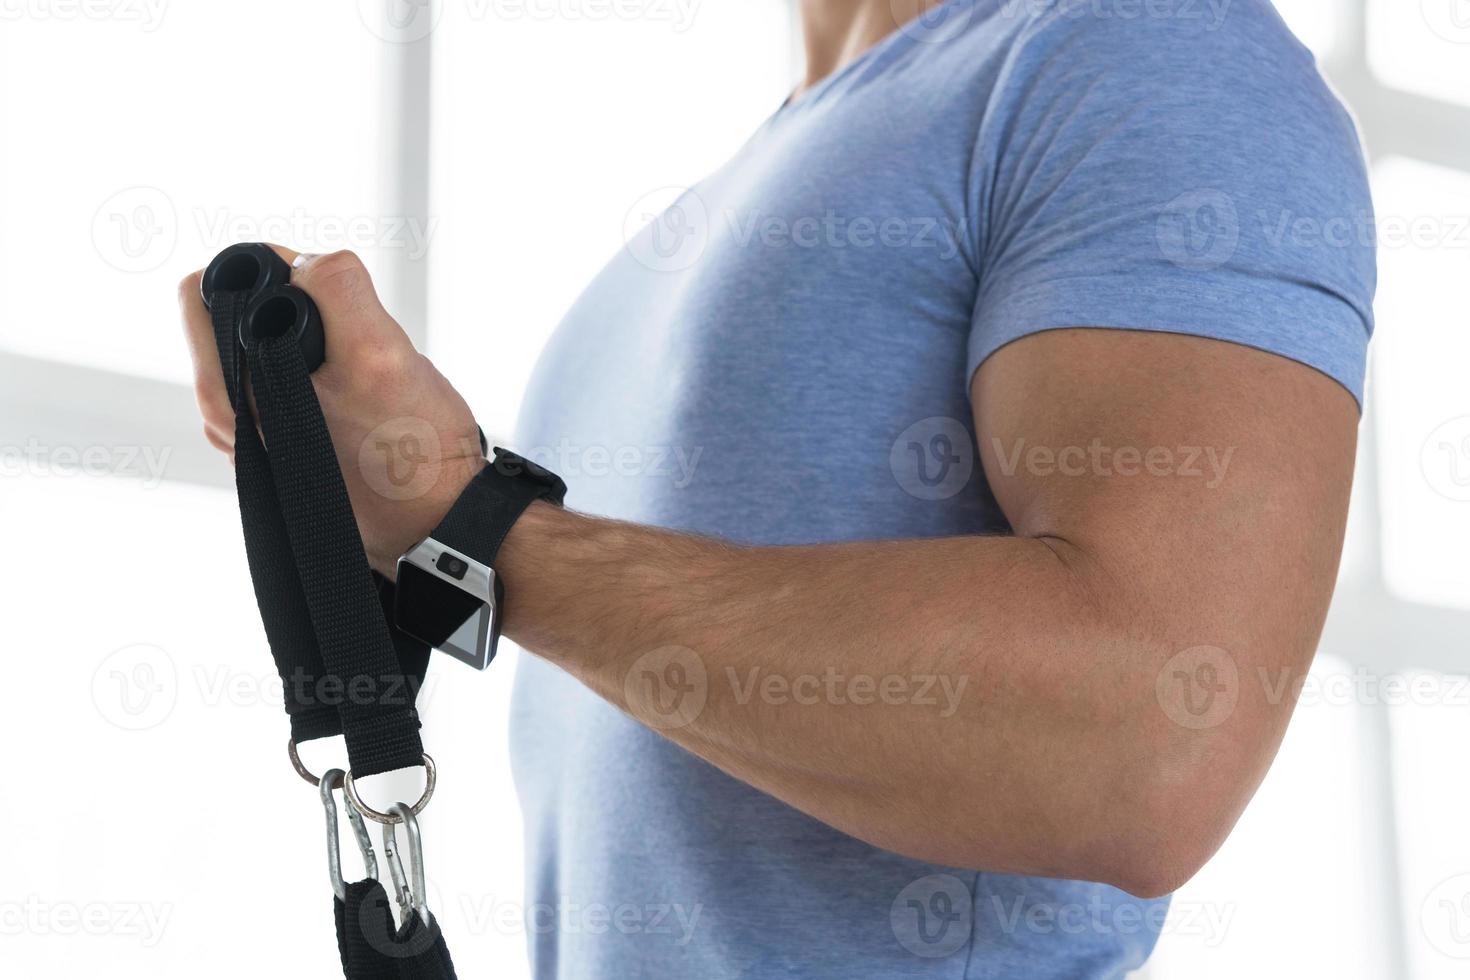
xmin=1077 ymin=637 xmax=1291 ymax=899
xmin=1089 ymin=788 xmax=1228 ymax=900
xmin=1086 ymin=731 xmax=1262 ymax=900
xmin=1099 ymin=840 xmax=1208 ymax=901
xmin=924 ymin=740 xmax=1251 ymax=899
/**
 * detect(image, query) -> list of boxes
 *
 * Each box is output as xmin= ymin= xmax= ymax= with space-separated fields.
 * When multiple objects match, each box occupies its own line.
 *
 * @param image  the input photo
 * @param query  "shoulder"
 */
xmin=953 ymin=0 xmax=1371 ymax=212
xmin=989 ymin=0 xmax=1311 ymax=63
xmin=953 ymin=0 xmax=1377 ymax=401
xmin=977 ymin=0 xmax=1352 ymax=128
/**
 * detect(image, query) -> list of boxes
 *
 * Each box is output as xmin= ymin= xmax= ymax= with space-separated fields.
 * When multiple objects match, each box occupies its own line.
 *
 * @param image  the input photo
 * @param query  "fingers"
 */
xmin=180 ymin=244 xmax=310 ymax=455
xmin=181 ymin=245 xmax=416 ymax=460
xmin=177 ymin=268 xmax=235 ymax=453
xmin=289 ymin=250 xmax=416 ymax=363
xmin=265 ymin=242 xmax=301 ymax=267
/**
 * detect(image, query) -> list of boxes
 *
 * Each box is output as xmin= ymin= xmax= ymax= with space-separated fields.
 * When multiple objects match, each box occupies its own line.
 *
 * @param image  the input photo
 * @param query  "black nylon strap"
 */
xmin=210 ymin=278 xmax=455 ymax=978
xmin=336 ymin=883 xmax=400 ymax=980
xmin=212 ymin=292 xmax=338 ymax=742
xmin=209 ymin=285 xmax=424 ymax=774
xmin=248 ymin=336 xmax=424 ymax=776
xmin=336 ymin=881 xmax=458 ymax=979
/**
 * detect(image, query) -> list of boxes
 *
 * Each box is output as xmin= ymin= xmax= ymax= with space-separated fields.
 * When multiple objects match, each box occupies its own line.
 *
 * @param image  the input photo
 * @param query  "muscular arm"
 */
xmin=493 ymin=328 xmax=1358 ymax=898
xmin=182 ymin=251 xmax=1359 ymax=899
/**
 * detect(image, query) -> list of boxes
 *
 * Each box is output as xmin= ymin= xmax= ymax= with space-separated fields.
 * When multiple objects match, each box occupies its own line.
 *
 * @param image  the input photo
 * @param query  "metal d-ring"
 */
xmin=343 ymin=753 xmax=436 ymax=826
xmin=320 ymin=768 xmax=379 ymax=901
xmin=289 ymin=738 xmax=328 ymax=787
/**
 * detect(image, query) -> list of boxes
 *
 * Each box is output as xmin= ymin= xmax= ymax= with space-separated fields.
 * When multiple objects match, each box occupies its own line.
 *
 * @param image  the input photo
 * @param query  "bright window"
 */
xmin=1367 ymin=0 xmax=1470 ymax=105
xmin=1372 ymin=157 xmax=1470 ymax=612
xmin=0 ymin=2 xmax=383 ymax=384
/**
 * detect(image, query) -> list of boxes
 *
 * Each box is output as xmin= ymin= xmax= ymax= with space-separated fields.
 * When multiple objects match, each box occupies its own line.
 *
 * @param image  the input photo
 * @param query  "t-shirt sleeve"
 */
xmin=966 ymin=2 xmax=1377 ymax=406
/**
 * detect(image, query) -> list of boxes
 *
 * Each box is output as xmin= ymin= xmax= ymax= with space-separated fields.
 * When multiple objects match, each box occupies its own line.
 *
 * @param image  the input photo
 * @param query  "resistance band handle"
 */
xmin=241 ymin=284 xmax=326 ymax=374
xmin=202 ymin=242 xmax=327 ymax=373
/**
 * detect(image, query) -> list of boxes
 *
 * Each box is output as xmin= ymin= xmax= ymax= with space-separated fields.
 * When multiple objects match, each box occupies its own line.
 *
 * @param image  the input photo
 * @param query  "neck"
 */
xmin=795 ymin=0 xmax=945 ymax=98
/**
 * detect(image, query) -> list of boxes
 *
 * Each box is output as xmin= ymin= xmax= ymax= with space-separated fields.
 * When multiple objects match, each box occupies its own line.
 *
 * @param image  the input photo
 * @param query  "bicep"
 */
xmin=972 ymin=327 xmax=1358 ymax=759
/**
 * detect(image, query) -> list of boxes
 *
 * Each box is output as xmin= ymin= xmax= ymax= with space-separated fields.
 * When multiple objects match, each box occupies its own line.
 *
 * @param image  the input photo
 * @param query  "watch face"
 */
xmin=395 ymin=543 xmax=500 ymax=670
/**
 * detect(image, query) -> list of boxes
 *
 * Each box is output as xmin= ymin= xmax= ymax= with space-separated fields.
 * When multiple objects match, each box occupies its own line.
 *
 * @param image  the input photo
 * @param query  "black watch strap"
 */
xmin=430 ymin=448 xmax=567 ymax=569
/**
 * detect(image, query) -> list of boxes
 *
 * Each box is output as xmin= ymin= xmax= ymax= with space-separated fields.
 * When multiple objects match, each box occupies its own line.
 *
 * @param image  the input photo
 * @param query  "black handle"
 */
xmin=240 ymin=284 xmax=326 ymax=373
xmin=201 ymin=243 xmax=326 ymax=373
xmin=201 ymin=242 xmax=291 ymax=306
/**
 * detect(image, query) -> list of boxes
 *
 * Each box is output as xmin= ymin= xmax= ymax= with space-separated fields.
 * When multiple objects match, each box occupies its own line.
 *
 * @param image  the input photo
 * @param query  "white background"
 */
xmin=0 ymin=1 xmax=1466 ymax=977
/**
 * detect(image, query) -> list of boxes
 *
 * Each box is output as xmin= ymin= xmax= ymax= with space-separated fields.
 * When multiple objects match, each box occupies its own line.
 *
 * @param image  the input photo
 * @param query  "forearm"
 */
xmin=496 ymin=501 xmax=1189 ymax=892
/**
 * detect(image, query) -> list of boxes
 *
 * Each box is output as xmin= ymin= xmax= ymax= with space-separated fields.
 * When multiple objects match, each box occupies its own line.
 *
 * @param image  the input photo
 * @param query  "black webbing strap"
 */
xmin=209 ymin=282 xmax=457 ymax=979
xmin=336 ymin=882 xmax=457 ymax=979
xmin=248 ymin=334 xmax=424 ymax=775
xmin=337 ymin=882 xmax=400 ymax=980
xmin=209 ymin=287 xmax=424 ymax=776
xmin=213 ymin=289 xmax=339 ymax=742
xmin=336 ymin=887 xmax=455 ymax=975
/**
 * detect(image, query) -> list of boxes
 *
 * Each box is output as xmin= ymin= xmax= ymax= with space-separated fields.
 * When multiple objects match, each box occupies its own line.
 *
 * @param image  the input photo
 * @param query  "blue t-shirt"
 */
xmin=509 ymin=1 xmax=1375 ymax=977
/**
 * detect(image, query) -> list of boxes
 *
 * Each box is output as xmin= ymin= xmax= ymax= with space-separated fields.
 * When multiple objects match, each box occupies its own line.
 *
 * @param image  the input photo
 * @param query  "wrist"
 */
xmin=494 ymin=499 xmax=578 ymax=646
xmin=368 ymin=450 xmax=487 ymax=577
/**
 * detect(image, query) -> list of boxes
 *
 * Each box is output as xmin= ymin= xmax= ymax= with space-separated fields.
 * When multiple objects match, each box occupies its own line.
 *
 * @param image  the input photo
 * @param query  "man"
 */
xmin=181 ymin=0 xmax=1375 ymax=975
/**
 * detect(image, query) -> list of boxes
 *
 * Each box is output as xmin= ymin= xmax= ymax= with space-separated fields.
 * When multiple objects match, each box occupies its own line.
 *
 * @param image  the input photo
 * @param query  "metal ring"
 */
xmin=343 ymin=753 xmax=436 ymax=826
xmin=287 ymin=738 xmax=342 ymax=788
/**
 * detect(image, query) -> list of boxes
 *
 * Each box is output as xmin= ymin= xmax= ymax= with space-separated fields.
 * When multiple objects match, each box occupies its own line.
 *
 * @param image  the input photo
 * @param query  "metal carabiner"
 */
xmin=379 ymin=801 xmax=431 ymax=926
xmin=320 ymin=767 xmax=379 ymax=901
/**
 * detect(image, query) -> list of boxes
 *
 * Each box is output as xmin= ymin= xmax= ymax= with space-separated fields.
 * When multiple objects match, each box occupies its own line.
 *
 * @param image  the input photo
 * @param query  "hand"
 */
xmin=179 ymin=246 xmax=485 ymax=576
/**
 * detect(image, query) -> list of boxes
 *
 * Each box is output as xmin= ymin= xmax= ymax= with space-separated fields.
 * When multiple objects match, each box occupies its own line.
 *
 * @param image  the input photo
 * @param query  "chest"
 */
xmin=514 ymin=86 xmax=1003 ymax=542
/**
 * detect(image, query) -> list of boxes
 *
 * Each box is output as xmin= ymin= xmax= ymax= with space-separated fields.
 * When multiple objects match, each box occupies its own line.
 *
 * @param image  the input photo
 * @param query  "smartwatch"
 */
xmin=393 ymin=447 xmax=567 ymax=670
